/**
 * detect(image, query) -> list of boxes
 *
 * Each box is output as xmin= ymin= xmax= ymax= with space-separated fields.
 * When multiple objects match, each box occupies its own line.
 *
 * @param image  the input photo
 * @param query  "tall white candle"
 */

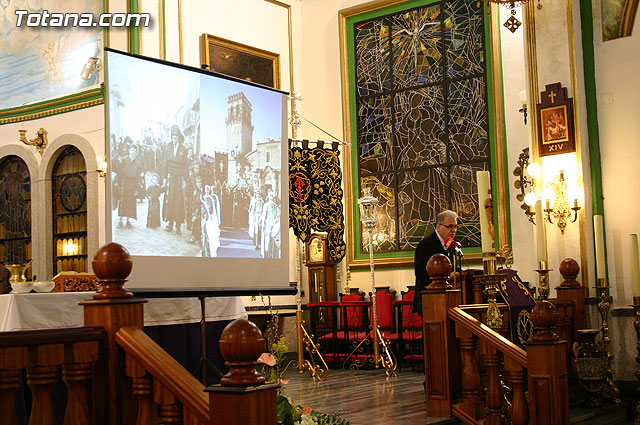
xmin=535 ymin=200 xmax=547 ymax=264
xmin=476 ymin=171 xmax=494 ymax=254
xmin=630 ymin=234 xmax=640 ymax=297
xmin=593 ymin=215 xmax=606 ymax=279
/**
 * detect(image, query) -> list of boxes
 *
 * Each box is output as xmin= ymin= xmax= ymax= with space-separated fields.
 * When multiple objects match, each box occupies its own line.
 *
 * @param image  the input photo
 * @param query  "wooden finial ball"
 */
xmin=559 ymin=258 xmax=579 ymax=278
xmin=219 ymin=319 xmax=265 ymax=361
xmin=92 ymin=242 xmax=133 ymax=280
xmin=427 ymin=253 xmax=452 ymax=279
xmin=531 ymin=300 xmax=558 ymax=328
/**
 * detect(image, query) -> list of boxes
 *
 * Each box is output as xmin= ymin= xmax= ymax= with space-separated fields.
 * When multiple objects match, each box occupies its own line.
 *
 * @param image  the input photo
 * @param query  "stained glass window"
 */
xmin=0 ymin=156 xmax=32 ymax=293
xmin=52 ymin=146 xmax=88 ymax=274
xmin=351 ymin=0 xmax=490 ymax=255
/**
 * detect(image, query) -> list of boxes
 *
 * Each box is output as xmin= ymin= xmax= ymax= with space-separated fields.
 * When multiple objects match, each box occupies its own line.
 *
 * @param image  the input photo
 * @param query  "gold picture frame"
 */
xmin=201 ymin=34 xmax=281 ymax=89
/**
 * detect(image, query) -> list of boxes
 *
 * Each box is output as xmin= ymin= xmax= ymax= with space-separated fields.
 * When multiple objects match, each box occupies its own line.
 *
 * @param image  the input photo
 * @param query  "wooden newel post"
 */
xmin=81 ymin=242 xmax=147 ymax=425
xmin=422 ymin=253 xmax=461 ymax=417
xmin=526 ymin=300 xmax=569 ymax=425
xmin=207 ymin=318 xmax=280 ymax=425
xmin=555 ymin=258 xmax=587 ymax=336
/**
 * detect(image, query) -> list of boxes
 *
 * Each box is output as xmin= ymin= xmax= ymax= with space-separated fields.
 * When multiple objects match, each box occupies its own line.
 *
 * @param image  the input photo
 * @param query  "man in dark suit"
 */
xmin=162 ymin=125 xmax=188 ymax=235
xmin=413 ymin=210 xmax=459 ymax=315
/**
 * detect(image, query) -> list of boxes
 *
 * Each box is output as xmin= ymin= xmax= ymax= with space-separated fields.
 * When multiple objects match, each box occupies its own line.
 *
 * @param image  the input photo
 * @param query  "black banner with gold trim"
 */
xmin=289 ymin=141 xmax=345 ymax=263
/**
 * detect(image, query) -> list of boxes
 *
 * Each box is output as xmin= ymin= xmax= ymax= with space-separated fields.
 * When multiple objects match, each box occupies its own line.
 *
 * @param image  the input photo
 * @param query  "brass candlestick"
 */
xmin=596 ymin=280 xmax=621 ymax=403
xmin=631 ymin=296 xmax=640 ymax=424
xmin=535 ymin=260 xmax=552 ymax=300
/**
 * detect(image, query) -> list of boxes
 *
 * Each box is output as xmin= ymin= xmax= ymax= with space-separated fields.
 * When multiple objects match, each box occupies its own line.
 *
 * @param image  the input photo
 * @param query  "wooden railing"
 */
xmin=0 ymin=326 xmax=108 ymax=425
xmin=116 ymin=326 xmax=209 ymax=424
xmin=422 ymin=254 xmax=575 ymax=425
xmin=448 ymin=307 xmax=528 ymax=424
xmin=1 ymin=242 xmax=278 ymax=425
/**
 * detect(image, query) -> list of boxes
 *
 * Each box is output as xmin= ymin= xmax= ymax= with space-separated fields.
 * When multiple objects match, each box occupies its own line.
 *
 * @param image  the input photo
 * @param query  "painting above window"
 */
xmin=345 ymin=0 xmax=493 ymax=261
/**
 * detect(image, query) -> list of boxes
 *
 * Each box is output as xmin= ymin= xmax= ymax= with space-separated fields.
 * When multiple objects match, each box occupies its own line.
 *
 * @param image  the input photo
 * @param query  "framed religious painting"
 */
xmin=201 ymin=34 xmax=281 ymax=89
xmin=536 ymin=82 xmax=576 ymax=157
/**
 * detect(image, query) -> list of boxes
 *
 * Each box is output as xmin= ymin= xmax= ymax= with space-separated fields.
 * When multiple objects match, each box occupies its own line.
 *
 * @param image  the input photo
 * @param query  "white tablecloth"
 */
xmin=0 ymin=292 xmax=247 ymax=332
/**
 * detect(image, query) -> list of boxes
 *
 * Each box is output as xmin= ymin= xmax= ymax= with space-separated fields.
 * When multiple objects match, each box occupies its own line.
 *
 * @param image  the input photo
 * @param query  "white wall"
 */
xmin=592 ymin=0 xmax=640 ymax=306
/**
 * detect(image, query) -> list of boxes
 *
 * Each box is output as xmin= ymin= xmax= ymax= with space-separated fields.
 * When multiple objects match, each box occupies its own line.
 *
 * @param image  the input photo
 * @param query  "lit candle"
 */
xmin=535 ymin=200 xmax=547 ymax=264
xmin=593 ymin=215 xmax=606 ymax=280
xmin=476 ymin=171 xmax=494 ymax=254
xmin=630 ymin=234 xmax=640 ymax=298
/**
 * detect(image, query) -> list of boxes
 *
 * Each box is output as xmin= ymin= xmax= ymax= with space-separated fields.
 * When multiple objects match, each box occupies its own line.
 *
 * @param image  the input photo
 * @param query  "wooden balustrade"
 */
xmin=0 ymin=327 xmax=107 ymax=425
xmin=422 ymin=254 xmax=571 ymax=425
xmin=116 ymin=326 xmax=210 ymax=424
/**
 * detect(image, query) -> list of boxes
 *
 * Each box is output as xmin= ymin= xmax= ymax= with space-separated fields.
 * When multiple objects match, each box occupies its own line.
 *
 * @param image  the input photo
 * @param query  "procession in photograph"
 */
xmin=108 ymin=52 xmax=283 ymax=259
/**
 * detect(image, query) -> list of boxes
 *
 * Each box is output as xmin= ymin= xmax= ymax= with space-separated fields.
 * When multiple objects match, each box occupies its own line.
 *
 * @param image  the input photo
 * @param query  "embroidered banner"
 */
xmin=289 ymin=141 xmax=345 ymax=263
xmin=497 ymin=268 xmax=536 ymax=349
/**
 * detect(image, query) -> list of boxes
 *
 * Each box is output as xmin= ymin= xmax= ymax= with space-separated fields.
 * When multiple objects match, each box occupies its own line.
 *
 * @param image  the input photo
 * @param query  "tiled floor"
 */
xmin=280 ymin=367 xmax=458 ymax=425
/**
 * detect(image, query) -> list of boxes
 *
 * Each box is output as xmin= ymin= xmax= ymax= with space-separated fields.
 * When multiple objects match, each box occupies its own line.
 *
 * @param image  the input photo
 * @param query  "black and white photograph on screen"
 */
xmin=108 ymin=52 xmax=283 ymax=259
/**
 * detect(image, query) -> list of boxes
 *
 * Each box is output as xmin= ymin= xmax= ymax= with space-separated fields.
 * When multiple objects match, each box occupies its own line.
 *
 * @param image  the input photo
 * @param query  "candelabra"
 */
xmin=633 ymin=296 xmax=640 ymax=424
xmin=535 ymin=260 xmax=552 ymax=300
xmin=347 ymin=186 xmax=395 ymax=375
xmin=596 ymin=279 xmax=621 ymax=403
xmin=541 ymin=171 xmax=581 ymax=234
xmin=477 ymin=253 xmax=506 ymax=331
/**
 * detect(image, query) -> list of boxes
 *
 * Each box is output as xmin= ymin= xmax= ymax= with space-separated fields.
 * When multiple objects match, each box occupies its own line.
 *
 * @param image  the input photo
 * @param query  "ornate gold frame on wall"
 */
xmin=201 ymin=34 xmax=281 ymax=90
xmin=338 ymin=0 xmax=510 ymax=269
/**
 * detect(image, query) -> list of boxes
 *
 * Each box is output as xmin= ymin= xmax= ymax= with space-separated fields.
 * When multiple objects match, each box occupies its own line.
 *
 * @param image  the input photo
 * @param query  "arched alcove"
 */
xmin=39 ymin=134 xmax=99 ymax=277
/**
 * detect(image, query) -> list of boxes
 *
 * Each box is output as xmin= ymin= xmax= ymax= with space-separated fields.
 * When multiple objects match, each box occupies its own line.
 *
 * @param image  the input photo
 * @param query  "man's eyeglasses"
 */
xmin=439 ymin=224 xmax=459 ymax=230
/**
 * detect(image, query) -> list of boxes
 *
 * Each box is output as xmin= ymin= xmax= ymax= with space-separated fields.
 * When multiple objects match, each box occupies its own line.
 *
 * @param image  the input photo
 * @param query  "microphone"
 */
xmin=444 ymin=237 xmax=464 ymax=257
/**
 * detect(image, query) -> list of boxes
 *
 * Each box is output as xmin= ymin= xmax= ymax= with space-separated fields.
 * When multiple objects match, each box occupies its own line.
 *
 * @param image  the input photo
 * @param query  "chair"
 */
xmin=368 ymin=287 xmax=396 ymax=335
xmin=307 ymin=301 xmax=340 ymax=364
xmin=390 ymin=289 xmax=423 ymax=371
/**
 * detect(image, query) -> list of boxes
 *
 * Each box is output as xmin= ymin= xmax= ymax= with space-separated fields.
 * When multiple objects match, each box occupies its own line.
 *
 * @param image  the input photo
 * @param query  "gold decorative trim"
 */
xmin=339 ymin=1 xmax=408 ymax=269
xmin=0 ymin=93 xmax=104 ymax=124
xmin=138 ymin=0 xmax=143 ymax=55
xmin=178 ymin=0 xmax=184 ymax=64
xmin=565 ymin=0 xmax=589 ymax=293
xmin=264 ymin=0 xmax=295 ymax=110
xmin=488 ymin=3 xmax=509 ymax=251
xmin=339 ymin=0 xmax=508 ymax=269
xmin=158 ymin=0 xmax=165 ymax=59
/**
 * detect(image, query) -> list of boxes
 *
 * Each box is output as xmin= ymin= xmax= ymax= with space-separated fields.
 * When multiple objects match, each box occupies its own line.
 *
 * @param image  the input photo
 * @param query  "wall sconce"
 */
xmin=518 ymin=90 xmax=528 ymax=125
xmin=80 ymin=57 xmax=102 ymax=80
xmin=513 ymin=147 xmax=582 ymax=233
xmin=513 ymin=147 xmax=536 ymax=223
xmin=19 ymin=127 xmax=48 ymax=155
xmin=96 ymin=155 xmax=108 ymax=178
xmin=541 ymin=170 xmax=581 ymax=234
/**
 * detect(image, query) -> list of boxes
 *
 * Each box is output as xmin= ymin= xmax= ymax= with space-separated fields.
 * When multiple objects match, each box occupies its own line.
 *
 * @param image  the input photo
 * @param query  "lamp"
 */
xmin=96 ymin=155 xmax=108 ymax=178
xmin=542 ymin=170 xmax=581 ymax=234
xmin=357 ymin=185 xmax=396 ymax=374
xmin=513 ymin=148 xmax=582 ymax=233
xmin=481 ymin=0 xmax=542 ymax=33
xmin=518 ymin=90 xmax=528 ymax=125
xmin=80 ymin=57 xmax=102 ymax=80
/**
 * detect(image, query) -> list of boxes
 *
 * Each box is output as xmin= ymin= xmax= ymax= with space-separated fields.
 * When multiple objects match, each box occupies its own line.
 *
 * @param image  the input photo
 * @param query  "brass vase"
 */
xmin=4 ymin=260 xmax=33 ymax=293
xmin=573 ymin=328 xmax=608 ymax=407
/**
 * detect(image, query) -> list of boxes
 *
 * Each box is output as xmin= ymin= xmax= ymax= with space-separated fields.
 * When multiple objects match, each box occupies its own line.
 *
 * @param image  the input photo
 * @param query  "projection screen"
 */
xmin=104 ymin=48 xmax=289 ymax=289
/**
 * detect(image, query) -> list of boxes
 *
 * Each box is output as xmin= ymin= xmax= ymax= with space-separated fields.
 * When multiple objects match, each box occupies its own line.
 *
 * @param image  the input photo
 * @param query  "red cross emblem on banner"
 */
xmin=289 ymin=172 xmax=310 ymax=203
